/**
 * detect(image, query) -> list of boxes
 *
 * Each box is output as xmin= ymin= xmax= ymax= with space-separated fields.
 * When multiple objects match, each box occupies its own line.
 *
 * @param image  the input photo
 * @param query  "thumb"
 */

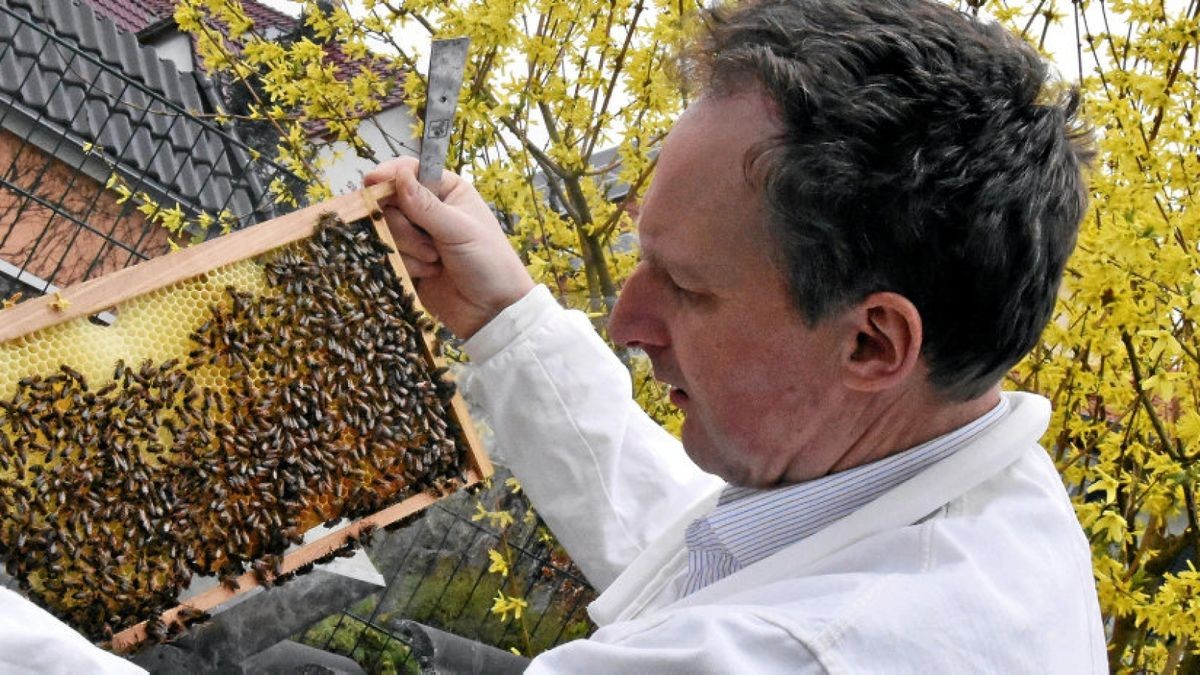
xmin=392 ymin=169 xmax=474 ymax=246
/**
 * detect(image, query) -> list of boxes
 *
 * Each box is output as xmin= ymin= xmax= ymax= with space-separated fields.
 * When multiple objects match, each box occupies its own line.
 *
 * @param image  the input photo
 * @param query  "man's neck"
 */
xmin=827 ymin=385 xmax=1003 ymax=476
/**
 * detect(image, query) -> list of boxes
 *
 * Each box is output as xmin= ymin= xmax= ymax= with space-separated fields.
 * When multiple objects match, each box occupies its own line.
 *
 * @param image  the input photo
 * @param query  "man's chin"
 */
xmin=681 ymin=424 xmax=745 ymax=483
xmin=681 ymin=427 xmax=783 ymax=487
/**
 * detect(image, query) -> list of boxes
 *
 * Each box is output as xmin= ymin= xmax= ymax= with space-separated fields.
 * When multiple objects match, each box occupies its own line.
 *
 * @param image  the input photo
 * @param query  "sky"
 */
xmin=257 ymin=0 xmax=433 ymax=72
xmin=245 ymin=0 xmax=1162 ymax=177
xmin=250 ymin=0 xmax=1160 ymax=86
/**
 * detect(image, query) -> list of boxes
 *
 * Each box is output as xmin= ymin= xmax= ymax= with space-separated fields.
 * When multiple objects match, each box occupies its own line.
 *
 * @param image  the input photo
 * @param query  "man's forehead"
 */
xmin=631 ymin=94 xmax=782 ymax=274
xmin=635 ymin=201 xmax=769 ymax=289
xmin=654 ymin=97 xmax=776 ymax=202
xmin=633 ymin=225 xmax=680 ymax=268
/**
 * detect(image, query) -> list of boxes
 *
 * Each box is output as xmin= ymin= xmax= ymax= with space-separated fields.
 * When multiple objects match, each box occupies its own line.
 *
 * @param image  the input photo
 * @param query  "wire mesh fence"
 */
xmin=298 ymin=473 xmax=597 ymax=673
xmin=0 ymin=0 xmax=292 ymax=304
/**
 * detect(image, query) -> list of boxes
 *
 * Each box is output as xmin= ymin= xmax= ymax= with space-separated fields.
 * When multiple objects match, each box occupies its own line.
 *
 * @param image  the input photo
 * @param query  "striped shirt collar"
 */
xmin=682 ymin=397 xmax=1010 ymax=595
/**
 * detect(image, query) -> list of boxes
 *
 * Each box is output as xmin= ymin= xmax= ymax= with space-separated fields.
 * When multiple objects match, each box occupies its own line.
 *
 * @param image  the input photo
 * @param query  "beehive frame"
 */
xmin=0 ymin=182 xmax=492 ymax=652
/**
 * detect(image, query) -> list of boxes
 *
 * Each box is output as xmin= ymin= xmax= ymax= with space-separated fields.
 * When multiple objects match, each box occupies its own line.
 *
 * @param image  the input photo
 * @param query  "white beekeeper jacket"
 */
xmin=461 ymin=286 xmax=1108 ymax=673
xmin=0 ymin=586 xmax=144 ymax=674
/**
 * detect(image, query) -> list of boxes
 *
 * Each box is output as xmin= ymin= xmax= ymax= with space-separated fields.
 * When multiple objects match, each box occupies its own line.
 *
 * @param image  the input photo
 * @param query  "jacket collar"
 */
xmin=588 ymin=392 xmax=1051 ymax=626
xmin=693 ymin=398 xmax=1009 ymax=578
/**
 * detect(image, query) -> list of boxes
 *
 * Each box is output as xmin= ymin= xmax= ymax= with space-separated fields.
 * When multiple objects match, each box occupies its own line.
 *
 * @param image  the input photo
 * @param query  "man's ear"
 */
xmin=841 ymin=292 xmax=923 ymax=392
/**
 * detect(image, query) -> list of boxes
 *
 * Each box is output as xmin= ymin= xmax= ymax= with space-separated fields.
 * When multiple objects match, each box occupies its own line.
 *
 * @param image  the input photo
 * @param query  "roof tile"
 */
xmin=0 ymin=0 xmax=272 ymax=219
xmin=80 ymin=1 xmax=410 ymax=136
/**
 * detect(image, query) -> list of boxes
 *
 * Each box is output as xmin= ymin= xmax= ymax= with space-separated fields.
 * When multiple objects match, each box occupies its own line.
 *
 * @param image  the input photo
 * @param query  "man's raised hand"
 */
xmin=364 ymin=157 xmax=535 ymax=339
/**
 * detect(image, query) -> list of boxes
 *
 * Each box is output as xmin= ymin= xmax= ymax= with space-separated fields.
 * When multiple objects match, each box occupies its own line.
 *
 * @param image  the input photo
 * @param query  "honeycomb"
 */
xmin=0 ymin=259 xmax=268 ymax=400
xmin=0 ymin=213 xmax=469 ymax=643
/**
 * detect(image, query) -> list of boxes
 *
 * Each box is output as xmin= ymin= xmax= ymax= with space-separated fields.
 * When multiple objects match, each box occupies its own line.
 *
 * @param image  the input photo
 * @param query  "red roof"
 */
xmin=303 ymin=54 xmax=408 ymax=140
xmin=81 ymin=0 xmax=296 ymax=35
xmin=77 ymin=0 xmax=160 ymax=33
xmin=79 ymin=0 xmax=409 ymax=137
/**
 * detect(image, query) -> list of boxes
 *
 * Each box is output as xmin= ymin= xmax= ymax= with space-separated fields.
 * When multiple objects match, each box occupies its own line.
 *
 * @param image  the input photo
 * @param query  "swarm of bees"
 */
xmin=0 ymin=214 xmax=468 ymax=642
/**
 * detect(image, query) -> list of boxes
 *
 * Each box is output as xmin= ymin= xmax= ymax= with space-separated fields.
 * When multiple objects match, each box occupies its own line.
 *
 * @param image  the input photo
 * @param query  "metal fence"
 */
xmin=298 ymin=473 xmax=597 ymax=672
xmin=0 ymin=0 xmax=289 ymax=303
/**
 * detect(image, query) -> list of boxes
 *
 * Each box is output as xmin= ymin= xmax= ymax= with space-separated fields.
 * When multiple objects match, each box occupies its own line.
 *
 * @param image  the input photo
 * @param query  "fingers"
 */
xmin=383 ymin=206 xmax=439 ymax=264
xmin=399 ymin=253 xmax=442 ymax=279
xmin=365 ymin=157 xmax=487 ymax=246
xmin=364 ymin=157 xmax=455 ymax=201
xmin=364 ymin=156 xmax=418 ymax=188
xmin=365 ymin=156 xmax=534 ymax=339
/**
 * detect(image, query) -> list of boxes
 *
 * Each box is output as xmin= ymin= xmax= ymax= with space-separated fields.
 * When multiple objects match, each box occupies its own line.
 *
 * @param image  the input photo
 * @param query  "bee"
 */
xmin=218 ymin=570 xmax=241 ymax=592
xmin=145 ymin=617 xmax=169 ymax=643
xmin=59 ymin=364 xmax=86 ymax=386
xmin=314 ymin=548 xmax=338 ymax=566
xmin=251 ymin=556 xmax=279 ymax=588
xmin=176 ymin=606 xmax=210 ymax=626
xmin=17 ymin=376 xmax=44 ymax=391
xmin=352 ymin=522 xmax=377 ymax=547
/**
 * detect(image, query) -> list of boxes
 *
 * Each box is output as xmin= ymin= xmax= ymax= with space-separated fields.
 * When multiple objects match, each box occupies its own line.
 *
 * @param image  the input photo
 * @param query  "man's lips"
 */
xmin=648 ymin=357 xmax=687 ymax=407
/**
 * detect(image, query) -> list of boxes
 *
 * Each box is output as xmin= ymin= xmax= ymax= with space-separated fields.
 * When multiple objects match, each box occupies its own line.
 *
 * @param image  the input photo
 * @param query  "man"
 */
xmin=366 ymin=0 xmax=1105 ymax=671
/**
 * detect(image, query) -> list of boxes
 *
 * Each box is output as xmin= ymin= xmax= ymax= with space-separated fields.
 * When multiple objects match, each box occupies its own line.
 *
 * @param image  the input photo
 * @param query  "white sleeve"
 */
xmin=0 ymin=588 xmax=146 ymax=674
xmin=461 ymin=286 xmax=723 ymax=590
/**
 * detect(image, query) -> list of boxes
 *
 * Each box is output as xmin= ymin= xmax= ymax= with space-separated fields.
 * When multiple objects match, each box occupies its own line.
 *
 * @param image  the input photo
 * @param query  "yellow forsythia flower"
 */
xmin=487 ymin=549 xmax=509 ymax=577
xmin=490 ymin=591 xmax=527 ymax=623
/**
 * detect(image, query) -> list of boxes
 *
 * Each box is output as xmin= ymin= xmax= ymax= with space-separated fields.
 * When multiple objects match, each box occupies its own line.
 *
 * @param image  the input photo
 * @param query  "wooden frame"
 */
xmin=0 ymin=182 xmax=492 ymax=652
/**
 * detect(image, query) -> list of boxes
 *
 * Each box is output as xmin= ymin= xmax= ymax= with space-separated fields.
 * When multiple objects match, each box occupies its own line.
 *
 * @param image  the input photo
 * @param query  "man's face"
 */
xmin=609 ymin=94 xmax=854 ymax=488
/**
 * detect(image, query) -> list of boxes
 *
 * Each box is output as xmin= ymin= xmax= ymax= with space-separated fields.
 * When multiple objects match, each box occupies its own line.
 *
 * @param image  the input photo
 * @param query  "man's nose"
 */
xmin=608 ymin=265 xmax=668 ymax=350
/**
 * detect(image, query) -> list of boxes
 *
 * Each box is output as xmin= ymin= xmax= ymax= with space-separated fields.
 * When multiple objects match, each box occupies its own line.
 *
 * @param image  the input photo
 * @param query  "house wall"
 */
xmin=317 ymin=107 xmax=417 ymax=194
xmin=144 ymin=31 xmax=196 ymax=73
xmin=0 ymin=128 xmax=168 ymax=291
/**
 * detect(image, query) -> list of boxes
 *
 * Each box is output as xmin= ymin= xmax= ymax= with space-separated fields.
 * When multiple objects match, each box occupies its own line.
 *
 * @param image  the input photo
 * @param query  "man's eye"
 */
xmin=664 ymin=274 xmax=689 ymax=294
xmin=648 ymin=263 xmax=707 ymax=303
xmin=668 ymin=277 xmax=707 ymax=303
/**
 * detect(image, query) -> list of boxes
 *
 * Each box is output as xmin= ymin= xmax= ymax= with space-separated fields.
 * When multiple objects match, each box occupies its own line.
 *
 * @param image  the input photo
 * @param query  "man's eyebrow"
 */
xmin=643 ymin=248 xmax=705 ymax=285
